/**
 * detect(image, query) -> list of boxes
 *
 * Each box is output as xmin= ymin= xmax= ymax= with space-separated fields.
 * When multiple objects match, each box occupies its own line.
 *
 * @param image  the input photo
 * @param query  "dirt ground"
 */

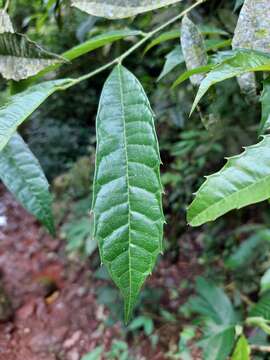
xmin=0 ymin=185 xmax=202 ymax=360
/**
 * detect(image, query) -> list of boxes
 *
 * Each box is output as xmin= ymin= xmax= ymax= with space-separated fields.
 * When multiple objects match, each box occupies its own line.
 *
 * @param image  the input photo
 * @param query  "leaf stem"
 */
xmin=66 ymin=0 xmax=207 ymax=88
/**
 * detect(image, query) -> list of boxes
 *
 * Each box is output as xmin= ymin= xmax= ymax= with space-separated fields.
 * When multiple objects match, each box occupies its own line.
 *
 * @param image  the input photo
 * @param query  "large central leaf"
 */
xmin=71 ymin=0 xmax=182 ymax=19
xmin=92 ymin=64 xmax=164 ymax=321
xmin=187 ymin=135 xmax=270 ymax=226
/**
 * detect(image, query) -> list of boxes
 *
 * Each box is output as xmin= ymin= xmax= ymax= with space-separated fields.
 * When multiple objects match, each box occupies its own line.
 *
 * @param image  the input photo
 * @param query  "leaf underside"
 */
xmin=181 ymin=15 xmax=208 ymax=85
xmin=0 ymin=78 xmax=72 ymax=152
xmin=232 ymin=0 xmax=270 ymax=95
xmin=0 ymin=10 xmax=14 ymax=33
xmin=188 ymin=135 xmax=270 ymax=227
xmin=71 ymin=0 xmax=183 ymax=19
xmin=0 ymin=32 xmax=63 ymax=80
xmin=0 ymin=134 xmax=54 ymax=234
xmin=92 ymin=64 xmax=164 ymax=322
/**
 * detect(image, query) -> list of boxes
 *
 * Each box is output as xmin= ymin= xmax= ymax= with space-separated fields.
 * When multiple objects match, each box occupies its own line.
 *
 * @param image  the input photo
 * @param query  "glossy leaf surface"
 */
xmin=0 ymin=78 xmax=72 ymax=152
xmin=190 ymin=49 xmax=270 ymax=114
xmin=0 ymin=134 xmax=54 ymax=234
xmin=188 ymin=135 xmax=270 ymax=226
xmin=71 ymin=0 xmax=183 ymax=19
xmin=203 ymin=326 xmax=236 ymax=360
xmin=232 ymin=335 xmax=250 ymax=360
xmin=92 ymin=64 xmax=164 ymax=322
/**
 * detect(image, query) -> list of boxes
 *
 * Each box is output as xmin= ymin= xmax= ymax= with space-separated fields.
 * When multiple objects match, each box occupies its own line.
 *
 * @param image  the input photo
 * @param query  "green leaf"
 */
xmin=190 ymin=49 xmax=270 ymax=114
xmin=0 ymin=32 xmax=65 ymax=80
xmin=187 ymin=135 xmax=270 ymax=227
xmin=0 ymin=78 xmax=72 ymax=152
xmin=71 ymin=0 xmax=183 ymax=19
xmin=225 ymin=230 xmax=270 ymax=270
xmin=144 ymin=30 xmax=180 ymax=55
xmin=0 ymin=9 xmax=14 ymax=33
xmin=232 ymin=335 xmax=250 ymax=360
xmin=157 ymin=46 xmax=184 ymax=81
xmin=261 ymin=269 xmax=270 ymax=294
xmin=259 ymin=78 xmax=270 ymax=135
xmin=249 ymin=294 xmax=270 ymax=320
xmin=92 ymin=64 xmax=164 ymax=322
xmin=203 ymin=326 xmax=236 ymax=360
xmin=63 ymin=29 xmax=143 ymax=61
xmin=0 ymin=133 xmax=54 ymax=234
xmin=172 ymin=64 xmax=213 ymax=88
xmin=81 ymin=346 xmax=103 ymax=360
xmin=190 ymin=277 xmax=236 ymax=325
xmin=181 ymin=15 xmax=208 ymax=85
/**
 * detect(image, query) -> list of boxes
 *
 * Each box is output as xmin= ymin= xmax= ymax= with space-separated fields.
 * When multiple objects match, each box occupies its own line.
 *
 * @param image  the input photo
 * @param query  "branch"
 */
xmin=63 ymin=0 xmax=207 ymax=89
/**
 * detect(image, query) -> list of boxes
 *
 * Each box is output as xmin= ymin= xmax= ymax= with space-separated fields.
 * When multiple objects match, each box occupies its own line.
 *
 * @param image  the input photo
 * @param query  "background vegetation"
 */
xmin=1 ymin=0 xmax=270 ymax=358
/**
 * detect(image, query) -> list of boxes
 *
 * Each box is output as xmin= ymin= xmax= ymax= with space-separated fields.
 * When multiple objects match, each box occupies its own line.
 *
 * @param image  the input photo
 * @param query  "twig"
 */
xmin=62 ymin=0 xmax=207 ymax=89
xmin=251 ymin=345 xmax=270 ymax=353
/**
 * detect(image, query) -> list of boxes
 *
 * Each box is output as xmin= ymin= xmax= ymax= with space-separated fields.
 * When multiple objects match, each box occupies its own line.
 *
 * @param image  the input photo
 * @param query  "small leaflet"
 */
xmin=181 ymin=15 xmax=208 ymax=86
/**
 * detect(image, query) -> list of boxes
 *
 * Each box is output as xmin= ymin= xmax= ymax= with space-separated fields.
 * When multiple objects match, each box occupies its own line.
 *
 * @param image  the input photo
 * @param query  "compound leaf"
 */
xmin=71 ymin=0 xmax=183 ymax=19
xmin=0 ymin=78 xmax=73 ymax=152
xmin=0 ymin=133 xmax=54 ymax=234
xmin=188 ymin=135 xmax=270 ymax=227
xmin=92 ymin=64 xmax=164 ymax=322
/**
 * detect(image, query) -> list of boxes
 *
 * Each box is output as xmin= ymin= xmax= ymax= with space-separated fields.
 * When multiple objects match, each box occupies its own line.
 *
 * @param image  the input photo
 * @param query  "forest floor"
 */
xmin=0 ymin=185 xmax=202 ymax=360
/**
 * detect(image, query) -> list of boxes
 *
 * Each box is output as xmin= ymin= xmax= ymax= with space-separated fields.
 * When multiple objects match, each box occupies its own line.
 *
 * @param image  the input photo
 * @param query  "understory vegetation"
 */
xmin=1 ymin=0 xmax=270 ymax=358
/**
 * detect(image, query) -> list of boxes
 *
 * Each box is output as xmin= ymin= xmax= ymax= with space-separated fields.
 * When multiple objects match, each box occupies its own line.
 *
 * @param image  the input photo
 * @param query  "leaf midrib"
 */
xmin=190 ymin=170 xmax=270 ymax=225
xmin=117 ymin=65 xmax=132 ymax=320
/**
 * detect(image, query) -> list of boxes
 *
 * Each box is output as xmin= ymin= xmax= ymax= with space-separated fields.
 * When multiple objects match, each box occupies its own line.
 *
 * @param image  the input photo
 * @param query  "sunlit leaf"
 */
xmin=71 ymin=0 xmax=183 ymax=19
xmin=181 ymin=15 xmax=208 ymax=85
xmin=190 ymin=49 xmax=270 ymax=114
xmin=188 ymin=135 xmax=270 ymax=227
xmin=0 ymin=133 xmax=54 ymax=234
xmin=231 ymin=335 xmax=250 ymax=360
xmin=92 ymin=64 xmax=164 ymax=322
xmin=0 ymin=78 xmax=73 ymax=152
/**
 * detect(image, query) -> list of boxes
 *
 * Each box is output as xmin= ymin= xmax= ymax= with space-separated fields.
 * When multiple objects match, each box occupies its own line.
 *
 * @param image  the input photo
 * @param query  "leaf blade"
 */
xmin=92 ymin=64 xmax=164 ymax=322
xmin=0 ymin=134 xmax=54 ymax=234
xmin=71 ymin=0 xmax=183 ymax=19
xmin=0 ymin=78 xmax=72 ymax=152
xmin=188 ymin=135 xmax=270 ymax=226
